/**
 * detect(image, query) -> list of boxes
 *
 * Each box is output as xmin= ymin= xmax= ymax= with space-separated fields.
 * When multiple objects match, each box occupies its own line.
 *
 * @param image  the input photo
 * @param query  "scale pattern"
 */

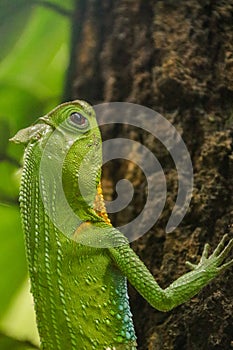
xmin=20 ymin=141 xmax=137 ymax=349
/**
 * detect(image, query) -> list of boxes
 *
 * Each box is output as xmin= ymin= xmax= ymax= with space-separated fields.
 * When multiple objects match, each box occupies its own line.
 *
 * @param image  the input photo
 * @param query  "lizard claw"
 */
xmin=210 ymin=234 xmax=229 ymax=258
xmin=214 ymin=236 xmax=233 ymax=272
xmin=185 ymin=261 xmax=196 ymax=270
xmin=200 ymin=243 xmax=210 ymax=263
xmin=186 ymin=235 xmax=233 ymax=275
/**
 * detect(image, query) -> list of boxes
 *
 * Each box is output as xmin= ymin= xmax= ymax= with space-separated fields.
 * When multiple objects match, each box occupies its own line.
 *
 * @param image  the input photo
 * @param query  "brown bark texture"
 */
xmin=68 ymin=1 xmax=233 ymax=349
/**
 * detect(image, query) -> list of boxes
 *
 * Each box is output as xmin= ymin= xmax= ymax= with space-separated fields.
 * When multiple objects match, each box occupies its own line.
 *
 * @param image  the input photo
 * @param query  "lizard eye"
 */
xmin=68 ymin=112 xmax=89 ymax=128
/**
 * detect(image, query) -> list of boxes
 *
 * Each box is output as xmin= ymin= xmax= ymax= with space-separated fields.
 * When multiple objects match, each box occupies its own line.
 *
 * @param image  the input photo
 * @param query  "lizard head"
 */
xmin=10 ymin=100 xmax=100 ymax=145
xmin=11 ymin=100 xmax=104 ymax=223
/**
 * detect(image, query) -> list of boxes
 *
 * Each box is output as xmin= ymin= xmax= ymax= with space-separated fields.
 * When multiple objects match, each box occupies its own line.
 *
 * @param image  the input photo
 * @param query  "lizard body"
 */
xmin=11 ymin=100 xmax=233 ymax=349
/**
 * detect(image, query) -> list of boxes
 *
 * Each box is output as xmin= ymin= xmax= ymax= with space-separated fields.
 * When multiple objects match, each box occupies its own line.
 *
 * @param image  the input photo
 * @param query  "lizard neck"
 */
xmin=61 ymin=133 xmax=106 ymax=224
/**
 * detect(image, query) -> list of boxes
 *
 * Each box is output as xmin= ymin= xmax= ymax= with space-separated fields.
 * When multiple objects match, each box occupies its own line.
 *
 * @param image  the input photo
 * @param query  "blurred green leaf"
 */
xmin=0 ymin=119 xmax=10 ymax=156
xmin=0 ymin=332 xmax=38 ymax=350
xmin=0 ymin=279 xmax=40 ymax=347
xmin=0 ymin=162 xmax=19 ymax=199
xmin=0 ymin=206 xmax=27 ymax=316
xmin=0 ymin=5 xmax=70 ymax=112
xmin=0 ymin=83 xmax=45 ymax=133
xmin=0 ymin=1 xmax=32 ymax=60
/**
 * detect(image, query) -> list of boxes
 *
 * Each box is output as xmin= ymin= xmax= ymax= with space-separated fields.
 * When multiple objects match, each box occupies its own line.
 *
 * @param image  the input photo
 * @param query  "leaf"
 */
xmin=0 ymin=332 xmax=38 ymax=350
xmin=0 ymin=119 xmax=10 ymax=156
xmin=0 ymin=206 xmax=27 ymax=317
xmin=0 ymin=1 xmax=32 ymax=60
xmin=0 ymin=279 xmax=40 ymax=347
xmin=0 ymin=5 xmax=70 ymax=116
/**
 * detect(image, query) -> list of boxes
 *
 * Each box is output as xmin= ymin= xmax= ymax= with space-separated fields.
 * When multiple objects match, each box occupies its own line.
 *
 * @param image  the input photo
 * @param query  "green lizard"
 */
xmin=11 ymin=100 xmax=233 ymax=350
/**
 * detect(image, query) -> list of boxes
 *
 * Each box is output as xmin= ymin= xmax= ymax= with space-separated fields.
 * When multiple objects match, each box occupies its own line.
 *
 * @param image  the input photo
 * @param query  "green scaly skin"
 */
xmin=11 ymin=100 xmax=233 ymax=350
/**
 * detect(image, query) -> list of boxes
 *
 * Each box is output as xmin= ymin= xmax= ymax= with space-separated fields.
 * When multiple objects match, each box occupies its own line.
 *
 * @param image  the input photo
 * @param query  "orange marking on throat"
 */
xmin=94 ymin=183 xmax=112 ymax=226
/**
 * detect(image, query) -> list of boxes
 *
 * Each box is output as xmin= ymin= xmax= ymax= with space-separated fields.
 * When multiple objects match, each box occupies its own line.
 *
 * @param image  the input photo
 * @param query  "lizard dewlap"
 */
xmin=11 ymin=100 xmax=233 ymax=349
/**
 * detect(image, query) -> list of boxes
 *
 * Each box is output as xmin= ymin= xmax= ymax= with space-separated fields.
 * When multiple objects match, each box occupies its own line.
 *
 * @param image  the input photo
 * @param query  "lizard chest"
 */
xmin=28 ymin=229 xmax=136 ymax=349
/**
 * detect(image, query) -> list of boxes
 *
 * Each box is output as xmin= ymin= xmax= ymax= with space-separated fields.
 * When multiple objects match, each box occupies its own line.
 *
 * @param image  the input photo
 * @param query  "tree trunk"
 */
xmin=67 ymin=1 xmax=233 ymax=349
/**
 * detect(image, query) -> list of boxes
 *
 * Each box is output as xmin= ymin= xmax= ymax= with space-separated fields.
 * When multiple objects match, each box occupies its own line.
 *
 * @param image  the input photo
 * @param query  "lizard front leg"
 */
xmin=108 ymin=233 xmax=233 ymax=312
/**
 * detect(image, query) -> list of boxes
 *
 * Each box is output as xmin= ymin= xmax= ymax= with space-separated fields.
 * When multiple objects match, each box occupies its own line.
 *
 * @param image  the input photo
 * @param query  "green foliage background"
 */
xmin=0 ymin=1 xmax=73 ymax=346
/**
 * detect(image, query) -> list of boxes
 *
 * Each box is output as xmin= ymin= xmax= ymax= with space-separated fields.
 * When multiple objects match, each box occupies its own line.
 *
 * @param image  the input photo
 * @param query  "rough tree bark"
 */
xmin=65 ymin=1 xmax=233 ymax=349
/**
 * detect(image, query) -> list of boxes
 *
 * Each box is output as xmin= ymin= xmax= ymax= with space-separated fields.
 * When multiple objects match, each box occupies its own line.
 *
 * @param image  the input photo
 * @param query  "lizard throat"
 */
xmin=93 ymin=182 xmax=112 ymax=226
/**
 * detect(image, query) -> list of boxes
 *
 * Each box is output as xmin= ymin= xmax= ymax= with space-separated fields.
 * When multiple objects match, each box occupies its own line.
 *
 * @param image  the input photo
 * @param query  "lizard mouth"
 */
xmin=39 ymin=115 xmax=54 ymax=127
